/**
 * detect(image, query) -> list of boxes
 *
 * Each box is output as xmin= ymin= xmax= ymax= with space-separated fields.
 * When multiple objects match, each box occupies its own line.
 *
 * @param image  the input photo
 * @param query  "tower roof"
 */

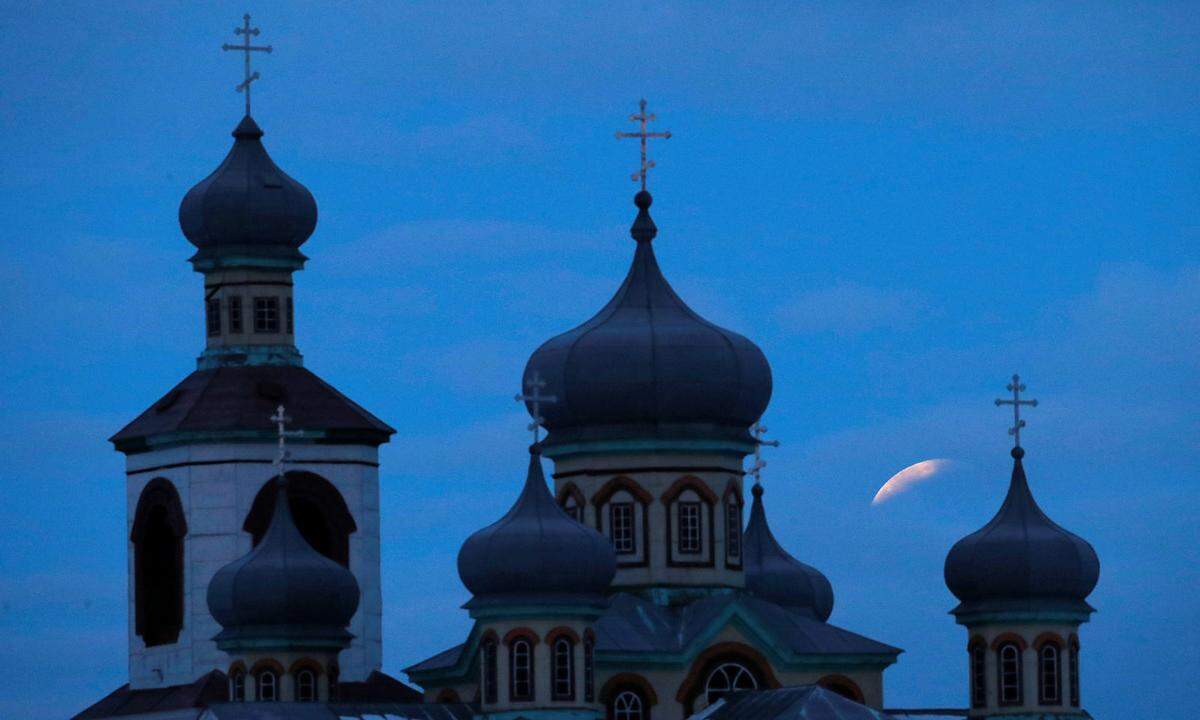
xmin=179 ymin=115 xmax=317 ymax=271
xmin=944 ymin=447 xmax=1100 ymax=615
xmin=522 ymin=191 xmax=772 ymax=452
xmin=206 ymin=476 xmax=359 ymax=649
xmin=457 ymin=448 xmax=616 ymax=607
xmin=743 ymin=484 xmax=834 ymax=621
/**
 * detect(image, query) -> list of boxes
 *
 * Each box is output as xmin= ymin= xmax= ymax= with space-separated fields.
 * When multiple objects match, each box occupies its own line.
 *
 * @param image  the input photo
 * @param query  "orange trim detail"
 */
xmin=661 ymin=475 xmax=719 ymax=505
xmin=1032 ymin=632 xmax=1066 ymax=651
xmin=594 ymin=476 xmax=653 ymax=507
xmin=557 ymin=482 xmax=586 ymax=508
xmin=817 ymin=674 xmax=865 ymax=703
xmin=674 ymin=641 xmax=781 ymax=705
xmin=991 ymin=632 xmax=1028 ymax=651
xmin=599 ymin=672 xmax=659 ymax=706
xmin=967 ymin=634 xmax=987 ymax=651
xmin=546 ymin=626 xmax=581 ymax=645
xmin=288 ymin=657 xmax=324 ymax=676
xmin=503 ymin=627 xmax=540 ymax=646
xmin=249 ymin=658 xmax=286 ymax=676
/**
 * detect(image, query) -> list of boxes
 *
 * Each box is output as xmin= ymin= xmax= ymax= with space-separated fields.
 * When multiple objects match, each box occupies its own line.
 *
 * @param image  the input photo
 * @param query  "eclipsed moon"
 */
xmin=872 ymin=459 xmax=956 ymax=505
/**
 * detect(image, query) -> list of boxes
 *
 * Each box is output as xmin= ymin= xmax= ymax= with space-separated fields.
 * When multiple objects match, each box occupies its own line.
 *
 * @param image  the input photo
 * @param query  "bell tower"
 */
xmin=110 ymin=16 xmax=393 ymax=691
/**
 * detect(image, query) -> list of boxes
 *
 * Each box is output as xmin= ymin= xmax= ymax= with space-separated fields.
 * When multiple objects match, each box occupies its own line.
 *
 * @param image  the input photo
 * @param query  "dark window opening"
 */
xmin=584 ymin=637 xmax=595 ymax=703
xmin=678 ymin=501 xmax=702 ymax=554
xmin=704 ymin=662 xmax=758 ymax=706
xmin=510 ymin=638 xmax=534 ymax=701
xmin=1039 ymin=643 xmax=1061 ymax=705
xmin=244 ymin=473 xmax=356 ymax=567
xmin=228 ymin=296 xmax=243 ymax=334
xmin=286 ymin=297 xmax=294 ymax=334
xmin=296 ymin=669 xmax=317 ymax=702
xmin=725 ymin=501 xmax=741 ymax=559
xmin=970 ymin=643 xmax=987 ymax=708
xmin=482 ymin=638 xmax=499 ymax=704
xmin=131 ymin=479 xmax=187 ymax=648
xmin=997 ymin=643 xmax=1023 ymax=706
xmin=610 ymin=502 xmax=635 ymax=554
xmin=256 ymin=670 xmax=278 ymax=701
xmin=1068 ymin=644 xmax=1080 ymax=707
xmin=206 ymin=298 xmax=221 ymax=336
xmin=254 ymin=296 xmax=280 ymax=333
xmin=552 ymin=636 xmax=575 ymax=701
xmin=563 ymin=499 xmax=583 ymax=523
xmin=611 ymin=690 xmax=645 ymax=720
xmin=229 ymin=670 xmax=246 ymax=702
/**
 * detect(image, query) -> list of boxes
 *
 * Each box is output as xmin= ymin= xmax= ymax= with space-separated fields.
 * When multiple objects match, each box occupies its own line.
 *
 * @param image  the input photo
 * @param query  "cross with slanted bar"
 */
xmin=515 ymin=372 xmax=557 ymax=445
xmin=270 ymin=404 xmax=304 ymax=479
xmin=748 ymin=422 xmax=781 ymax=485
xmin=994 ymin=374 xmax=1038 ymax=448
xmin=222 ymin=13 xmax=272 ymax=116
xmin=615 ymin=99 xmax=672 ymax=191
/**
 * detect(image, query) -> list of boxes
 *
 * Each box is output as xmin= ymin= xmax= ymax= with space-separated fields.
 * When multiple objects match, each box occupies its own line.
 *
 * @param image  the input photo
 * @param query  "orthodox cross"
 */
xmin=515 ymin=371 xmax=557 ymax=445
xmin=994 ymin=374 xmax=1038 ymax=448
xmin=270 ymin=404 xmax=303 ymax=479
xmin=615 ymin=98 xmax=672 ymax=191
xmin=748 ymin=422 xmax=781 ymax=485
xmin=222 ymin=13 xmax=272 ymax=116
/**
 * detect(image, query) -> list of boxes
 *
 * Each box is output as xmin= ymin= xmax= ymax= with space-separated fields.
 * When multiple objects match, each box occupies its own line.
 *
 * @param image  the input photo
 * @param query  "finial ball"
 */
xmin=751 ymin=483 xmax=764 ymax=498
xmin=634 ymin=190 xmax=653 ymax=210
xmin=1011 ymin=446 xmax=1025 ymax=460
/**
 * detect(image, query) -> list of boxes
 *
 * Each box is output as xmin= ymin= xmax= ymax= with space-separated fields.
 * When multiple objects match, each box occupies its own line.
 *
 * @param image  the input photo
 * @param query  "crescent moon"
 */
xmin=872 ymin=459 xmax=955 ymax=506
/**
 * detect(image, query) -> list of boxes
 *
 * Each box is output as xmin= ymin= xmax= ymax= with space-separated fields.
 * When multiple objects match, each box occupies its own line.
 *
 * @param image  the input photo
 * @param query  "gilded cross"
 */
xmin=515 ymin=372 xmax=557 ymax=445
xmin=994 ymin=374 xmax=1038 ymax=448
xmin=269 ymin=404 xmax=303 ymax=478
xmin=222 ymin=13 xmax=272 ymax=116
xmin=615 ymin=99 xmax=672 ymax=191
xmin=748 ymin=422 xmax=781 ymax=485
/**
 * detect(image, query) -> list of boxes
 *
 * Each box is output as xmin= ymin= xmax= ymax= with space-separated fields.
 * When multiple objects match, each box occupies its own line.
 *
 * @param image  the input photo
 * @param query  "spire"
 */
xmin=743 ymin=483 xmax=834 ymax=621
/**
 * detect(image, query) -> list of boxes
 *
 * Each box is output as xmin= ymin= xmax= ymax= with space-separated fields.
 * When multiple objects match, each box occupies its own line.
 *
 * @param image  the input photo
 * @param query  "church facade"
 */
xmin=74 ymin=22 xmax=1101 ymax=720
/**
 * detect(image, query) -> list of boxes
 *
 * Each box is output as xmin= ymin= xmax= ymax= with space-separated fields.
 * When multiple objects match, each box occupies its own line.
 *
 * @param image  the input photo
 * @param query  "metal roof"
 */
xmin=693 ymin=686 xmax=897 ymax=720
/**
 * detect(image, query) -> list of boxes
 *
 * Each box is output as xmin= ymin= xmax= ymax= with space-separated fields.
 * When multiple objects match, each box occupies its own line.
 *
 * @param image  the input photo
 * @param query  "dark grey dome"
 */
xmin=179 ymin=115 xmax=317 ymax=270
xmin=457 ymin=448 xmax=616 ymax=605
xmin=207 ymin=477 xmax=359 ymax=649
xmin=944 ymin=448 xmax=1099 ymax=613
xmin=523 ymin=192 xmax=772 ymax=450
xmin=743 ymin=484 xmax=834 ymax=621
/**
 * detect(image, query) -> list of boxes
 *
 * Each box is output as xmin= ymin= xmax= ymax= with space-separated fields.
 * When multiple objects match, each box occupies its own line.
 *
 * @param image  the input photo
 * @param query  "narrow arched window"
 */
xmin=256 ymin=670 xmax=278 ymax=701
xmin=295 ymin=668 xmax=317 ymax=702
xmin=131 ymin=479 xmax=187 ymax=648
xmin=229 ymin=670 xmax=246 ymax=702
xmin=1068 ymin=643 xmax=1080 ymax=707
xmin=1039 ymin=643 xmax=1061 ymax=704
xmin=678 ymin=501 xmax=702 ymax=554
xmin=725 ymin=499 xmax=741 ymax=561
xmin=997 ymin=643 xmax=1022 ymax=706
xmin=552 ymin=636 xmax=575 ymax=701
xmin=609 ymin=502 xmax=636 ymax=554
xmin=704 ymin=662 xmax=757 ymax=706
xmin=970 ymin=643 xmax=987 ymax=708
xmin=612 ymin=690 xmax=644 ymax=720
xmin=583 ymin=636 xmax=595 ymax=703
xmin=510 ymin=638 xmax=534 ymax=701
xmin=564 ymin=496 xmax=582 ymax=523
xmin=482 ymin=638 xmax=499 ymax=704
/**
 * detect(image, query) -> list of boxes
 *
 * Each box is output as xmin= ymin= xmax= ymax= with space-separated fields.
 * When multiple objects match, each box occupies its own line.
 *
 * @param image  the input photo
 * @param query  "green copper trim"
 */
xmin=467 ymin=604 xmax=607 ymax=621
xmin=197 ymin=344 xmax=304 ymax=370
xmin=543 ymin=437 xmax=755 ymax=461
xmin=955 ymin=609 xmax=1092 ymax=625
xmin=190 ymin=253 xmax=306 ymax=273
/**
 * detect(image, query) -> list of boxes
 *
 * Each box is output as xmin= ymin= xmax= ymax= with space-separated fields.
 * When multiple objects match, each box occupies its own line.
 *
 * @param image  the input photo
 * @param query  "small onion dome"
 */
xmin=457 ymin=447 xmax=616 ymax=607
xmin=944 ymin=448 xmax=1100 ymax=614
xmin=207 ymin=477 xmax=359 ymax=649
xmin=179 ymin=115 xmax=317 ymax=271
xmin=743 ymin=484 xmax=834 ymax=621
xmin=523 ymin=191 xmax=772 ymax=450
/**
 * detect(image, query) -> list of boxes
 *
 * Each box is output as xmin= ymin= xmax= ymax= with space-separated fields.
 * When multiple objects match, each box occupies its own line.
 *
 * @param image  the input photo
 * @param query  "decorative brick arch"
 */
xmin=227 ymin=660 xmax=247 ymax=676
xmin=289 ymin=657 xmax=324 ymax=676
xmin=244 ymin=471 xmax=356 ymax=567
xmin=593 ymin=476 xmax=652 ymax=568
xmin=661 ymin=475 xmax=719 ymax=505
xmin=662 ymin=476 xmax=718 ymax=567
xmin=546 ymin=626 xmax=581 ymax=645
xmin=594 ymin=476 xmax=653 ymax=507
xmin=721 ymin=479 xmax=745 ymax=569
xmin=1033 ymin=631 xmax=1066 ymax=650
xmin=967 ymin=634 xmax=987 ymax=651
xmin=675 ymin=641 xmax=781 ymax=713
xmin=817 ymin=674 xmax=865 ymax=703
xmin=249 ymin=658 xmax=286 ymax=676
xmin=600 ymin=672 xmax=659 ymax=706
xmin=131 ymin=478 xmax=187 ymax=647
xmin=990 ymin=632 xmax=1028 ymax=651
xmin=503 ymin=627 xmax=540 ymax=646
xmin=557 ymin=481 xmax=586 ymax=507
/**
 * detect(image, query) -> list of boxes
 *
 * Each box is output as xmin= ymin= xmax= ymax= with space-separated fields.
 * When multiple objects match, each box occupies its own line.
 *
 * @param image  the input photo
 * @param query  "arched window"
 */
xmin=584 ymin=635 xmax=595 ymax=703
xmin=510 ymin=637 xmax=534 ymax=701
xmin=594 ymin=477 xmax=651 ymax=566
xmin=552 ymin=636 xmax=575 ymax=701
xmin=817 ymin=675 xmax=864 ymax=703
xmin=997 ymin=642 xmax=1023 ymax=706
xmin=1039 ymin=642 xmax=1061 ymax=705
xmin=1068 ymin=641 xmax=1080 ymax=707
xmin=229 ymin=669 xmax=246 ymax=702
xmin=564 ymin=496 xmax=582 ymax=522
xmin=970 ymin=641 xmax=987 ymax=708
xmin=131 ymin=479 xmax=187 ymax=647
xmin=295 ymin=668 xmax=317 ymax=702
xmin=704 ymin=662 xmax=758 ymax=706
xmin=482 ymin=637 xmax=499 ymax=704
xmin=663 ymin=478 xmax=717 ymax=566
xmin=725 ymin=496 xmax=742 ymax=562
xmin=245 ymin=473 xmax=356 ymax=567
xmin=256 ymin=670 xmax=278 ymax=701
xmin=612 ymin=690 xmax=644 ymax=720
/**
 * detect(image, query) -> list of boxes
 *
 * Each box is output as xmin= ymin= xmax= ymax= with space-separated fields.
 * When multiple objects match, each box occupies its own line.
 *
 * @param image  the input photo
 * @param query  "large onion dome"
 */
xmin=457 ymin=447 xmax=616 ymax=607
xmin=523 ymin=191 xmax=772 ymax=452
xmin=179 ymin=115 xmax=317 ymax=271
xmin=207 ymin=477 xmax=359 ymax=649
xmin=944 ymin=448 xmax=1100 ymax=615
xmin=743 ymin=484 xmax=834 ymax=621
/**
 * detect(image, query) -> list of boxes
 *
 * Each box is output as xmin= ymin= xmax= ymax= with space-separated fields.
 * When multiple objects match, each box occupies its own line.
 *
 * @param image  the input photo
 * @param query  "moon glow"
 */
xmin=872 ymin=459 xmax=955 ymax=505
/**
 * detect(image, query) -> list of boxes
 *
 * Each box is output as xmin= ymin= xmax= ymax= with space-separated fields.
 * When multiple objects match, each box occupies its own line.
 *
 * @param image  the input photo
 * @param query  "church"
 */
xmin=74 ymin=17 xmax=1101 ymax=720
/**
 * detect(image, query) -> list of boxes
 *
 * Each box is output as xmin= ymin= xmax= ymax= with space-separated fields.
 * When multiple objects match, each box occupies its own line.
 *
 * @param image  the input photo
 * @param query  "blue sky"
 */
xmin=0 ymin=2 xmax=1196 ymax=718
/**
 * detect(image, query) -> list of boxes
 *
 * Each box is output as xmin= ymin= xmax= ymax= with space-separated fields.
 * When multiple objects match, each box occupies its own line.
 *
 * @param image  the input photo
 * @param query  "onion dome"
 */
xmin=523 ymin=191 xmax=772 ymax=452
xmin=457 ymin=447 xmax=616 ymax=606
xmin=944 ymin=448 xmax=1100 ymax=614
xmin=743 ymin=484 xmax=834 ymax=621
xmin=207 ymin=477 xmax=359 ymax=649
xmin=179 ymin=115 xmax=317 ymax=271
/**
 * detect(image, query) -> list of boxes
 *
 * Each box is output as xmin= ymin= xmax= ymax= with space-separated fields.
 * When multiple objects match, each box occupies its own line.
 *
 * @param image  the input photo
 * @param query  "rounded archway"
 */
xmin=244 ymin=472 xmax=356 ymax=566
xmin=817 ymin=674 xmax=865 ymax=703
xmin=131 ymin=478 xmax=187 ymax=647
xmin=676 ymin=643 xmax=779 ymax=715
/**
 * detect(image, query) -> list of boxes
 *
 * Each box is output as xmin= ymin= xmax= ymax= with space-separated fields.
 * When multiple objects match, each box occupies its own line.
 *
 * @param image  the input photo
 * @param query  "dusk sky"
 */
xmin=0 ymin=3 xmax=1196 ymax=718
